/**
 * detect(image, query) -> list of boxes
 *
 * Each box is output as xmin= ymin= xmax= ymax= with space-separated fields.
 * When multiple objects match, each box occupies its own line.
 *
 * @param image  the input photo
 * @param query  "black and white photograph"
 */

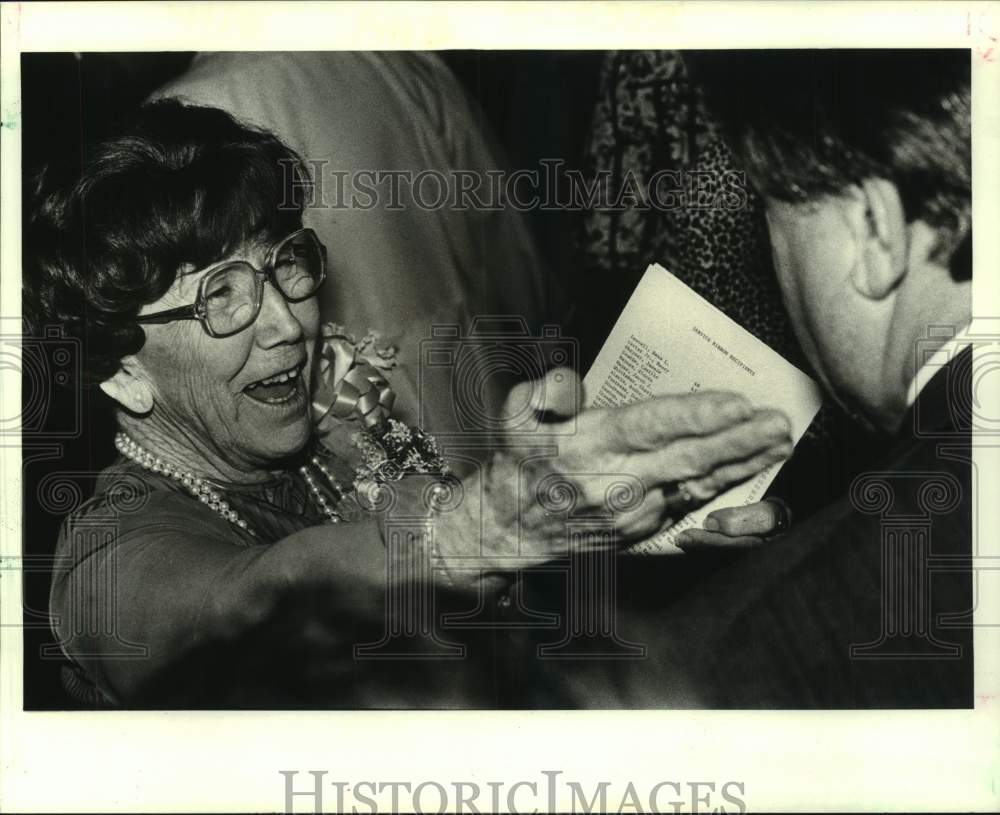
xmin=2 ymin=2 xmax=998 ymax=812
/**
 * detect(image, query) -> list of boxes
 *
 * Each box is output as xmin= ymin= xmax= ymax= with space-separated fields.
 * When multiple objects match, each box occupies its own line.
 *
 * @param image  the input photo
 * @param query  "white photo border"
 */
xmin=2 ymin=2 xmax=998 ymax=812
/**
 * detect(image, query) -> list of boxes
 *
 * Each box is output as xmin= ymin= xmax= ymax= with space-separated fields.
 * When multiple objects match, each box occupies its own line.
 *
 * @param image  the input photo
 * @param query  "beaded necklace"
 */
xmin=114 ymin=432 xmax=345 ymax=538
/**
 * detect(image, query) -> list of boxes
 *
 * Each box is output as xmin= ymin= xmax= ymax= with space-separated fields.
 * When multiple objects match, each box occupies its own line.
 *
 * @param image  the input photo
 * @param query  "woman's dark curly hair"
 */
xmin=24 ymin=99 xmax=310 ymax=386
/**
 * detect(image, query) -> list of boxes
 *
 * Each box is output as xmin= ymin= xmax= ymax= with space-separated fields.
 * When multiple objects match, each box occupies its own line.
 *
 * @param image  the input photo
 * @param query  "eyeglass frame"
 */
xmin=134 ymin=227 xmax=327 ymax=339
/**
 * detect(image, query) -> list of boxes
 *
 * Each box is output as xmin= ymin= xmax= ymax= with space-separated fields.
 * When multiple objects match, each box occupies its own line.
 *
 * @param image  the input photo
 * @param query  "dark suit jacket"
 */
xmin=604 ymin=347 xmax=974 ymax=708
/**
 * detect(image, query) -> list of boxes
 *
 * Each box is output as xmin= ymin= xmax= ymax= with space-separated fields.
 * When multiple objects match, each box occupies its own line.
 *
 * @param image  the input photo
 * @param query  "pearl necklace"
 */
xmin=298 ymin=458 xmax=343 ymax=525
xmin=114 ymin=432 xmax=344 ymax=537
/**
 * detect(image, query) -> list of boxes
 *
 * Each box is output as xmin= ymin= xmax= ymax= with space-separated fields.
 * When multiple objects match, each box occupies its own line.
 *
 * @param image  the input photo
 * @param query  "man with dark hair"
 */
xmin=690 ymin=49 xmax=971 ymax=270
xmin=684 ymin=48 xmax=970 ymax=451
xmin=607 ymin=49 xmax=975 ymax=707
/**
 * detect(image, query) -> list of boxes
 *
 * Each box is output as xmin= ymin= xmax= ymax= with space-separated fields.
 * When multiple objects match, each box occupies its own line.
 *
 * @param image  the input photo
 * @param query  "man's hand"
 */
xmin=674 ymin=498 xmax=792 ymax=551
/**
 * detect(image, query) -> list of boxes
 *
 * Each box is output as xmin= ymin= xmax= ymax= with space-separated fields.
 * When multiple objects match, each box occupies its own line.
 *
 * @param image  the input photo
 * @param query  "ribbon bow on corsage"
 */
xmin=312 ymin=323 xmax=398 ymax=431
xmin=311 ymin=323 xmax=448 ymax=509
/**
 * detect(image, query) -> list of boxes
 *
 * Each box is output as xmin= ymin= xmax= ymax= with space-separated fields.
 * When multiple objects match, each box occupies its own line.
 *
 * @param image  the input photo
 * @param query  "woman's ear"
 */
xmin=99 ymin=356 xmax=154 ymax=414
xmin=851 ymin=177 xmax=908 ymax=300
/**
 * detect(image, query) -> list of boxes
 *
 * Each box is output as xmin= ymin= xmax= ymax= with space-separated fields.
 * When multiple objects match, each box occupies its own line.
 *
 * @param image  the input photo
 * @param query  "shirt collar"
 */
xmin=906 ymin=322 xmax=973 ymax=408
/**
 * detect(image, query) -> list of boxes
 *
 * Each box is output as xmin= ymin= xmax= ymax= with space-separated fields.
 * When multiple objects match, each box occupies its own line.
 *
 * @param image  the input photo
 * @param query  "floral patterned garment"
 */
xmin=575 ymin=50 xmax=838 ymax=455
xmin=578 ymin=51 xmax=798 ymax=355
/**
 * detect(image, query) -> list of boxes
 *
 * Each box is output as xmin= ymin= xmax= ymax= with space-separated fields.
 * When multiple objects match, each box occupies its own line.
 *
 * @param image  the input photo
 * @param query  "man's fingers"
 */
xmin=604 ymin=391 xmax=754 ymax=451
xmin=703 ymin=498 xmax=791 ymax=538
xmin=674 ymin=529 xmax=764 ymax=550
xmin=674 ymin=499 xmax=792 ymax=550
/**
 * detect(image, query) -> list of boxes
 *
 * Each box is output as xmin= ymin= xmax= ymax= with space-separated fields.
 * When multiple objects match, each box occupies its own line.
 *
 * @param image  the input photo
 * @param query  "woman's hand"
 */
xmin=674 ymin=497 xmax=792 ymax=551
xmin=432 ymin=368 xmax=794 ymax=578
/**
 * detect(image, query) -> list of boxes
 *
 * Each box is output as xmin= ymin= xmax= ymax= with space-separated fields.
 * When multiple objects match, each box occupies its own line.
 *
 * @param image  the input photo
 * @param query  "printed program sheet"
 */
xmin=584 ymin=263 xmax=823 ymax=554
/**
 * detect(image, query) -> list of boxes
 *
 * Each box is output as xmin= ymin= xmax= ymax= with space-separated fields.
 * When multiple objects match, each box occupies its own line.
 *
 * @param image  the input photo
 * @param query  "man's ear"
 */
xmin=851 ymin=177 xmax=908 ymax=300
xmin=99 ymin=356 xmax=154 ymax=414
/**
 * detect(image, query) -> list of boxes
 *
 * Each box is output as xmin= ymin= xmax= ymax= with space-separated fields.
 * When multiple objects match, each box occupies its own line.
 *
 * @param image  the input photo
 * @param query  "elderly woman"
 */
xmin=27 ymin=100 xmax=793 ymax=707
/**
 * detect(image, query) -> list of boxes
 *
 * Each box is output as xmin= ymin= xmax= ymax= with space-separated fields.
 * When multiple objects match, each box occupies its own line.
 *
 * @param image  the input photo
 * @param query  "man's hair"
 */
xmin=685 ymin=49 xmax=971 ymax=274
xmin=24 ymin=99 xmax=309 ymax=385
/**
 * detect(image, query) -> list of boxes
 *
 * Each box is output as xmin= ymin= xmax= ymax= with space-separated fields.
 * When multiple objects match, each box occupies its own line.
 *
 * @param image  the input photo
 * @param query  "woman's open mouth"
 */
xmin=243 ymin=363 xmax=306 ymax=406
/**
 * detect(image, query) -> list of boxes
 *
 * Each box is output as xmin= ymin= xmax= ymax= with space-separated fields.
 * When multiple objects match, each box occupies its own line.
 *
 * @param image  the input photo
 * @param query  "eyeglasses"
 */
xmin=135 ymin=228 xmax=327 ymax=338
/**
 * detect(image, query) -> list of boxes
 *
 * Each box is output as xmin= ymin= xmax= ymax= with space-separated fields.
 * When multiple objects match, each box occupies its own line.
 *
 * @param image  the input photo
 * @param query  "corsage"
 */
xmin=312 ymin=323 xmax=450 ymax=508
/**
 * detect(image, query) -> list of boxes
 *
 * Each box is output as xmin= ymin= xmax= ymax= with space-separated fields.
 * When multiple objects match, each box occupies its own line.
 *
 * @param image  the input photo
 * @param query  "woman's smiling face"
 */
xmin=133 ymin=236 xmax=321 ymax=473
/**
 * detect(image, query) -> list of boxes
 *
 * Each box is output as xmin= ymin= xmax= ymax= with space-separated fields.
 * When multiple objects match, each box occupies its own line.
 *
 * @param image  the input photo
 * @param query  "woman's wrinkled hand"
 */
xmin=433 ymin=367 xmax=794 ymax=575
